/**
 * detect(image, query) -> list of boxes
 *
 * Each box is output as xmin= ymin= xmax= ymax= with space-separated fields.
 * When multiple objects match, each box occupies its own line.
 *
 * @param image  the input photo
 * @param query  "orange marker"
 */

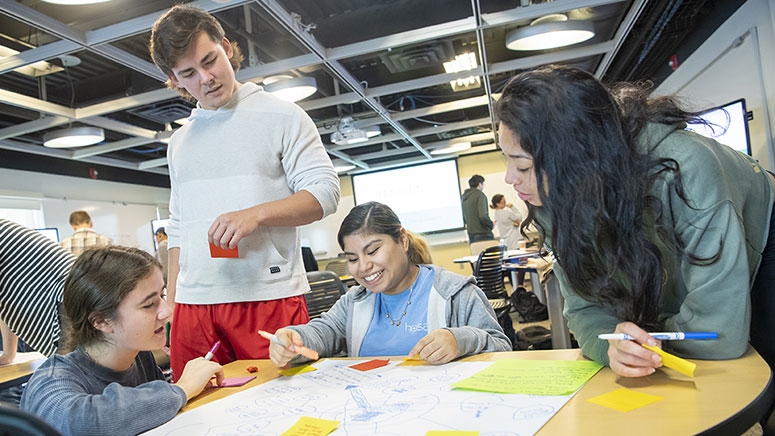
xmin=258 ymin=330 xmax=319 ymax=361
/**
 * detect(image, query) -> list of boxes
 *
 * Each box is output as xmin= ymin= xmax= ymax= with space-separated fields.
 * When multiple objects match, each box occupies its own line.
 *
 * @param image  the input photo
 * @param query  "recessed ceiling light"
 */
xmin=443 ymin=52 xmax=481 ymax=92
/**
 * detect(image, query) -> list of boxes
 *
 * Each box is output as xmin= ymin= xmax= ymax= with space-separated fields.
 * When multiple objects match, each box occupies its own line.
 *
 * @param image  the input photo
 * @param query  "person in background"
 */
xmin=490 ymin=193 xmax=526 ymax=288
xmin=495 ymin=64 xmax=775 ymax=377
xmin=155 ymin=227 xmax=169 ymax=286
xmin=20 ymin=246 xmax=223 ymax=436
xmin=267 ymin=202 xmax=511 ymax=368
xmin=59 ymin=210 xmax=113 ymax=256
xmin=461 ymin=174 xmax=495 ymax=243
xmin=149 ymin=5 xmax=340 ymax=380
xmin=490 ymin=193 xmax=524 ymax=250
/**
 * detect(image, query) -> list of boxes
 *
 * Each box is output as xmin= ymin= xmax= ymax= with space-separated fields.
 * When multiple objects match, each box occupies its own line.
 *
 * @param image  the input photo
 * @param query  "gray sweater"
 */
xmin=288 ymin=265 xmax=512 ymax=361
xmin=20 ymin=349 xmax=186 ymax=436
xmin=542 ymin=123 xmax=774 ymax=365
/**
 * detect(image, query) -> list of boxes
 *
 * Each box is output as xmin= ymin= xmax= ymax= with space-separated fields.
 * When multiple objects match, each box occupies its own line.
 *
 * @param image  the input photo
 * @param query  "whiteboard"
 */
xmin=300 ymin=195 xmax=355 ymax=259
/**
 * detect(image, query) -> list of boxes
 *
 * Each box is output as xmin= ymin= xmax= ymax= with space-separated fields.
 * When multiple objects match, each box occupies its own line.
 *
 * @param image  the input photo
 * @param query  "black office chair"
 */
xmin=0 ymin=404 xmax=62 ymax=436
xmin=472 ymin=245 xmax=517 ymax=347
xmin=305 ymin=271 xmax=348 ymax=319
xmin=324 ymin=259 xmax=349 ymax=277
xmin=473 ymin=244 xmax=508 ymax=305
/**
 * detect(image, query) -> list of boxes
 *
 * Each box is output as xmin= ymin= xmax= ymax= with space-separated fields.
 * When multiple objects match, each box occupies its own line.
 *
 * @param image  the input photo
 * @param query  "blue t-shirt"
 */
xmin=359 ymin=266 xmax=435 ymax=356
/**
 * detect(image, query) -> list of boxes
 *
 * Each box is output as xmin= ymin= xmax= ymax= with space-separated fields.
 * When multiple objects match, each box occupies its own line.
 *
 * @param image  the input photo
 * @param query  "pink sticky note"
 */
xmin=220 ymin=376 xmax=256 ymax=387
xmin=209 ymin=242 xmax=239 ymax=258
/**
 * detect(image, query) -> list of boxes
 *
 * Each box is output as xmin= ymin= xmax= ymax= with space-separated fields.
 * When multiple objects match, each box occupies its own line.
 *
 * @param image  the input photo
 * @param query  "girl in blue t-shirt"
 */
xmin=268 ymin=202 xmax=511 ymax=366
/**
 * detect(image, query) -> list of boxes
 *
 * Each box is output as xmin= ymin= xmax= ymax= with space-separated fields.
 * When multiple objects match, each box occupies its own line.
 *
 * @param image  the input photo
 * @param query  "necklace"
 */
xmin=381 ymin=284 xmax=415 ymax=327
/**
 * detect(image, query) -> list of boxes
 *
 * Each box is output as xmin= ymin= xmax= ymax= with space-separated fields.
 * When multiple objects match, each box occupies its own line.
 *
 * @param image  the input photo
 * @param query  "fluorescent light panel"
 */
xmin=443 ymin=52 xmax=481 ymax=92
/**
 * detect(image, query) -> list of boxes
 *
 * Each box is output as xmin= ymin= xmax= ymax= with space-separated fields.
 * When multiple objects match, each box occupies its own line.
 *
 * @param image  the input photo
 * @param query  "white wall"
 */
xmin=657 ymin=0 xmax=775 ymax=170
xmin=0 ymin=167 xmax=170 ymax=253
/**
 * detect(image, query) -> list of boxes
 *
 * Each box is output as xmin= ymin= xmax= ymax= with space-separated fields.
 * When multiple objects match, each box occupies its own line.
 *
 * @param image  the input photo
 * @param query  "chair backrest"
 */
xmin=324 ymin=259 xmax=349 ymax=277
xmin=301 ymin=246 xmax=318 ymax=272
xmin=473 ymin=245 xmax=507 ymax=299
xmin=0 ymin=404 xmax=62 ymax=436
xmin=305 ymin=270 xmax=348 ymax=319
xmin=470 ymin=239 xmax=500 ymax=256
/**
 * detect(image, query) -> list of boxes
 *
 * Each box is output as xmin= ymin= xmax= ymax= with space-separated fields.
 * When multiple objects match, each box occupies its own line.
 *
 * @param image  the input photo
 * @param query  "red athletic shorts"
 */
xmin=169 ymin=296 xmax=309 ymax=382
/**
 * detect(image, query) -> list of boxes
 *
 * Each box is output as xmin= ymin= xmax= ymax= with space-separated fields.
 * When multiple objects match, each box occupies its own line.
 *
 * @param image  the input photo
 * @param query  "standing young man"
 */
xmin=461 ymin=174 xmax=494 ymax=243
xmin=150 ymin=5 xmax=340 ymax=380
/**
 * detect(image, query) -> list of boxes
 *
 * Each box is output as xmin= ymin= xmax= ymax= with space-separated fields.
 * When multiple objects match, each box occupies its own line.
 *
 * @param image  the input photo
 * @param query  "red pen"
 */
xmin=204 ymin=340 xmax=221 ymax=361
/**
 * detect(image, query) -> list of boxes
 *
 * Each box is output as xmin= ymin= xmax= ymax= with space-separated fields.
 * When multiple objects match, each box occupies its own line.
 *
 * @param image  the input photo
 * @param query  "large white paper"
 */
xmin=145 ymin=359 xmax=576 ymax=436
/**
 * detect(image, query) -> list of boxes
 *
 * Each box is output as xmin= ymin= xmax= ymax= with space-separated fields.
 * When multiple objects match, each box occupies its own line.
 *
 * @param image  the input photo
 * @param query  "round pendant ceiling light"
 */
xmin=263 ymin=75 xmax=318 ymax=102
xmin=506 ymin=14 xmax=595 ymax=51
xmin=43 ymin=127 xmax=105 ymax=148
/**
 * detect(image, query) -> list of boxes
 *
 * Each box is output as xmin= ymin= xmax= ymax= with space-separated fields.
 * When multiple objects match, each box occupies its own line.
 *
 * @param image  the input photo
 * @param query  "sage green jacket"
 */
xmin=541 ymin=123 xmax=773 ymax=365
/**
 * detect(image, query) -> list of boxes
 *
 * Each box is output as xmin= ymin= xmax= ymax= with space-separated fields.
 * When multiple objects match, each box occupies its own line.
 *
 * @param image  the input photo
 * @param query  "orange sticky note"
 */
xmin=587 ymin=388 xmax=663 ymax=412
xmin=280 ymin=416 xmax=339 ymax=436
xmin=642 ymin=344 xmax=696 ymax=377
xmin=349 ymin=359 xmax=390 ymax=371
xmin=209 ymin=242 xmax=239 ymax=258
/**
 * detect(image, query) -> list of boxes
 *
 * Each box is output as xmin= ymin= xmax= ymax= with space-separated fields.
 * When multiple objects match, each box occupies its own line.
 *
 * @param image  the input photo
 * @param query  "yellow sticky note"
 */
xmin=642 ymin=344 xmax=696 ymax=377
xmin=587 ymin=388 xmax=664 ymax=412
xmin=426 ymin=431 xmax=480 ymax=436
xmin=451 ymin=360 xmax=603 ymax=395
xmin=399 ymin=357 xmax=428 ymax=366
xmin=279 ymin=364 xmax=317 ymax=377
xmin=280 ymin=416 xmax=339 ymax=436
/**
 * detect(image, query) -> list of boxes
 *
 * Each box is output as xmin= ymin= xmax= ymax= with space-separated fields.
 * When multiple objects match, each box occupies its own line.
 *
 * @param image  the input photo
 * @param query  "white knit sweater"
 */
xmin=166 ymin=83 xmax=340 ymax=304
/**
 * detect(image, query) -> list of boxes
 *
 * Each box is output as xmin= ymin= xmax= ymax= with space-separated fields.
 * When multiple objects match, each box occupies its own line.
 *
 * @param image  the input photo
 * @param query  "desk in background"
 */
xmin=0 ymin=352 xmax=45 ymax=391
xmin=455 ymin=250 xmax=572 ymax=349
xmin=453 ymin=248 xmax=541 ymax=266
xmin=184 ymin=347 xmax=773 ymax=435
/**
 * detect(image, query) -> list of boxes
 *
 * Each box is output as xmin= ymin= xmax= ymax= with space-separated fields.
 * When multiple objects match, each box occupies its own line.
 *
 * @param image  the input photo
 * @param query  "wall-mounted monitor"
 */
xmin=35 ymin=228 xmax=59 ymax=243
xmin=686 ymin=98 xmax=751 ymax=156
xmin=351 ymin=159 xmax=465 ymax=234
xmin=151 ymin=218 xmax=169 ymax=251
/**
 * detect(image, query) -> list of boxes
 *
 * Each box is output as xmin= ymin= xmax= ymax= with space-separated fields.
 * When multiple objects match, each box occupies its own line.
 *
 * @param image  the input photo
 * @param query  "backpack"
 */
xmin=509 ymin=286 xmax=548 ymax=323
xmin=515 ymin=325 xmax=553 ymax=350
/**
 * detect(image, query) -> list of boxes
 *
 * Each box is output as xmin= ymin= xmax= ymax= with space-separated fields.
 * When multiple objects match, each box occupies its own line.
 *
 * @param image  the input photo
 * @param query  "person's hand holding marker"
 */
xmin=260 ymin=329 xmax=319 ymax=368
xmin=604 ymin=321 xmax=663 ymax=377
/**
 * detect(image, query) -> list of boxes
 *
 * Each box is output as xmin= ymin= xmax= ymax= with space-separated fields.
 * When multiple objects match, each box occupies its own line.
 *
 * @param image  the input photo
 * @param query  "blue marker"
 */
xmin=598 ymin=332 xmax=718 ymax=341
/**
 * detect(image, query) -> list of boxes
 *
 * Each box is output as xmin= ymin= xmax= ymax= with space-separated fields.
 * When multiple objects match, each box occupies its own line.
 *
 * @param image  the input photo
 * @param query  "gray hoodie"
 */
xmin=288 ymin=265 xmax=512 ymax=361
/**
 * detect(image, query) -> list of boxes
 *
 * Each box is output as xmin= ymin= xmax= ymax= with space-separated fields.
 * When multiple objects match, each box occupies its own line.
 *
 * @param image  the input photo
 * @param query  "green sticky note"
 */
xmin=279 ymin=364 xmax=317 ymax=377
xmin=451 ymin=360 xmax=603 ymax=396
